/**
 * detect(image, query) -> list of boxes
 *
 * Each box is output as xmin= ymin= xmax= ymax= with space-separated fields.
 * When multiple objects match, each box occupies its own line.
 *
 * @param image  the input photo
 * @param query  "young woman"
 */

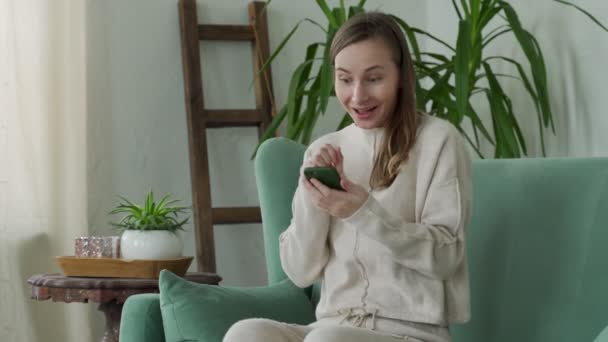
xmin=224 ymin=11 xmax=472 ymax=342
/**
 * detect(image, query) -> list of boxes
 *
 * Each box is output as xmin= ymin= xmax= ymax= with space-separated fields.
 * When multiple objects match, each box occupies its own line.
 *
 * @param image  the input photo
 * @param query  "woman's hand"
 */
xmin=304 ymin=176 xmax=369 ymax=219
xmin=306 ymin=144 xmax=344 ymax=173
xmin=303 ymin=147 xmax=368 ymax=218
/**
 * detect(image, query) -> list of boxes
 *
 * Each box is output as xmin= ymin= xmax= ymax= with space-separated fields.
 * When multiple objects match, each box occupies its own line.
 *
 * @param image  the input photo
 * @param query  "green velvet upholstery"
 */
xmin=120 ymin=137 xmax=608 ymax=342
xmin=450 ymin=157 xmax=608 ymax=341
xmin=120 ymin=293 xmax=166 ymax=342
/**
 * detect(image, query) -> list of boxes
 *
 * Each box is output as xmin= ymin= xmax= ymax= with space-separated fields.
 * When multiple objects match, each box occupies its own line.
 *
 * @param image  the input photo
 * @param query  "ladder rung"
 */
xmin=198 ymin=24 xmax=254 ymax=41
xmin=205 ymin=109 xmax=263 ymax=127
xmin=212 ymin=207 xmax=262 ymax=224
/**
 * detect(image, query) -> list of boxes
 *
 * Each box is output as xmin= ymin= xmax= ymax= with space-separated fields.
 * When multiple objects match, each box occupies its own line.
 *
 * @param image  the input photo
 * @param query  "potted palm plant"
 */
xmin=109 ymin=191 xmax=190 ymax=260
xmin=255 ymin=0 xmax=607 ymax=158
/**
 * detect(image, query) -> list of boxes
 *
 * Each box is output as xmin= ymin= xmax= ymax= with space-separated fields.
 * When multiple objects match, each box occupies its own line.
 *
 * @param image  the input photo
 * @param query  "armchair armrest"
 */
xmin=120 ymin=293 xmax=166 ymax=342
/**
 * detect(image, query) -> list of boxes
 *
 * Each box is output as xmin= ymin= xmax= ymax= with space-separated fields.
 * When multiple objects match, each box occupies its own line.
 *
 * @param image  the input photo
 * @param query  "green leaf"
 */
xmin=332 ymin=7 xmax=346 ymax=28
xmin=525 ymin=31 xmax=554 ymax=133
xmin=484 ymin=56 xmax=542 ymax=150
xmin=455 ymin=20 xmax=471 ymax=124
xmin=421 ymin=53 xmax=451 ymax=63
xmin=471 ymin=0 xmax=481 ymax=23
xmin=109 ymin=192 xmax=190 ymax=232
xmin=455 ymin=124 xmax=484 ymax=158
xmin=318 ymin=30 xmax=334 ymax=115
xmin=504 ymin=95 xmax=528 ymax=155
xmin=479 ymin=0 xmax=496 ymax=17
xmin=357 ymin=0 xmax=367 ymax=8
xmin=430 ymin=87 xmax=457 ymax=123
xmin=466 ymin=102 xmax=494 ymax=145
xmin=251 ymin=105 xmax=289 ymax=158
xmin=337 ymin=113 xmax=353 ymax=129
xmin=415 ymin=83 xmax=427 ymax=111
xmin=316 ymin=0 xmax=339 ymax=30
xmin=390 ymin=15 xmax=422 ymax=62
xmin=411 ymin=27 xmax=456 ymax=52
xmin=437 ymin=85 xmax=494 ymax=146
xmin=553 ymin=0 xmax=608 ymax=32
xmin=264 ymin=23 xmax=298 ymax=59
xmin=486 ymin=91 xmax=506 ymax=158
xmin=117 ymin=196 xmax=139 ymax=210
xmin=254 ymin=19 xmax=304 ymax=88
xmin=302 ymin=108 xmax=322 ymax=145
xmin=301 ymin=77 xmax=323 ymax=144
xmin=482 ymin=27 xmax=511 ymax=48
xmin=423 ymin=69 xmax=453 ymax=108
xmin=292 ymin=106 xmax=314 ymax=141
xmin=500 ymin=1 xmax=553 ymax=134
xmin=287 ymin=59 xmax=316 ymax=136
xmin=348 ymin=5 xmax=364 ymax=18
xmin=451 ymin=0 xmax=463 ymax=20
xmin=479 ymin=72 xmax=517 ymax=81
xmin=303 ymin=18 xmax=329 ymax=34
xmin=479 ymin=3 xmax=501 ymax=30
xmin=460 ymin=0 xmax=471 ymax=18
xmin=483 ymin=62 xmax=521 ymax=157
xmin=291 ymin=43 xmax=321 ymax=129
xmin=109 ymin=206 xmax=137 ymax=215
xmin=291 ymin=77 xmax=321 ymax=142
xmin=415 ymin=60 xmax=454 ymax=78
xmin=155 ymin=194 xmax=170 ymax=211
xmin=339 ymin=0 xmax=346 ymax=24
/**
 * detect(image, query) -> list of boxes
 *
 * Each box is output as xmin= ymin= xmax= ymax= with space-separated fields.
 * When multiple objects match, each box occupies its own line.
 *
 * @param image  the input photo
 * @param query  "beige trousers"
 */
xmin=223 ymin=314 xmax=451 ymax=342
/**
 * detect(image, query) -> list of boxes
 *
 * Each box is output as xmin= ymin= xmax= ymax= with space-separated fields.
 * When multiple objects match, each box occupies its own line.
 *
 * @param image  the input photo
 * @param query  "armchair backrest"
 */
xmin=451 ymin=157 xmax=608 ymax=341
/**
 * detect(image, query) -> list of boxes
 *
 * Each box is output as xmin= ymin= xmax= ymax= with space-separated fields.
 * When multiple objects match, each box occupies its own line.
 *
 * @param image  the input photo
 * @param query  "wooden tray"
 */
xmin=56 ymin=256 xmax=193 ymax=279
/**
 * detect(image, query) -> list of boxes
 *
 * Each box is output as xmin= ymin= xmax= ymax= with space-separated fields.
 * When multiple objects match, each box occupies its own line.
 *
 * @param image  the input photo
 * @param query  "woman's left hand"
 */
xmin=303 ymin=171 xmax=369 ymax=219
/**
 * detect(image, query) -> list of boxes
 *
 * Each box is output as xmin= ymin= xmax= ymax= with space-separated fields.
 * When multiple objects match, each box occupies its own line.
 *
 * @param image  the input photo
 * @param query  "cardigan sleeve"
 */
xmin=279 ymin=146 xmax=332 ymax=287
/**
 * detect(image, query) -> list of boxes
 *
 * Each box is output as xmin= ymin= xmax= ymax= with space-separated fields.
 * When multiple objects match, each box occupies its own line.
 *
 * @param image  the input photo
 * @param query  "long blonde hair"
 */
xmin=330 ymin=12 xmax=419 ymax=189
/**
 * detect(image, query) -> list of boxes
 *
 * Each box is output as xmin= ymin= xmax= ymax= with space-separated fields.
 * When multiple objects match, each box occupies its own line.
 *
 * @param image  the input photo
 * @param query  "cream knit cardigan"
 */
xmin=279 ymin=114 xmax=472 ymax=326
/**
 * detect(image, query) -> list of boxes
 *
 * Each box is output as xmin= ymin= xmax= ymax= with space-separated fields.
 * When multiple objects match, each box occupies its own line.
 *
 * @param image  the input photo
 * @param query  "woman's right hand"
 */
xmin=308 ymin=144 xmax=341 ymax=165
xmin=305 ymin=144 xmax=344 ymax=177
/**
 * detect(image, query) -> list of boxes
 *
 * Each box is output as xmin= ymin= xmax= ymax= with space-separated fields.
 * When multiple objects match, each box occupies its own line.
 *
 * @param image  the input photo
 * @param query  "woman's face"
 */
xmin=334 ymin=37 xmax=400 ymax=129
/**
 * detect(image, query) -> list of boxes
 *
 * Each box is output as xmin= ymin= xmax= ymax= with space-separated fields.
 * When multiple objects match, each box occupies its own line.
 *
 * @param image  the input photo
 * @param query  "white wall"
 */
xmin=511 ymin=0 xmax=608 ymax=157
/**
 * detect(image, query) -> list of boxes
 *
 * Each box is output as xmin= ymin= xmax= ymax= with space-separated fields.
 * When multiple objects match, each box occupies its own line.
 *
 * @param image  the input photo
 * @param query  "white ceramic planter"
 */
xmin=120 ymin=230 xmax=183 ymax=260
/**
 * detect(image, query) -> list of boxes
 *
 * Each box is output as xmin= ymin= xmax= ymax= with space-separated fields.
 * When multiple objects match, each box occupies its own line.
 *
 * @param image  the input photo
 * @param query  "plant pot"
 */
xmin=120 ymin=230 xmax=183 ymax=260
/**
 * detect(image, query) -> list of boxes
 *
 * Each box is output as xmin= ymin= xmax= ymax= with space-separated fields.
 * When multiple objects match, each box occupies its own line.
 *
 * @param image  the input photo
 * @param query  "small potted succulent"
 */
xmin=109 ymin=191 xmax=190 ymax=260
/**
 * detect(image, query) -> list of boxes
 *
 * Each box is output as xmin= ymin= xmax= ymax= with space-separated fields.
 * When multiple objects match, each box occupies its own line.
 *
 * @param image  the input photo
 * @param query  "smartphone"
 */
xmin=303 ymin=166 xmax=344 ymax=191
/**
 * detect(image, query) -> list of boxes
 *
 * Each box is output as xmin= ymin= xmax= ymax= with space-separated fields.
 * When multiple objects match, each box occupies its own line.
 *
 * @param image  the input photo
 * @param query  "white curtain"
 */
xmin=0 ymin=0 xmax=92 ymax=341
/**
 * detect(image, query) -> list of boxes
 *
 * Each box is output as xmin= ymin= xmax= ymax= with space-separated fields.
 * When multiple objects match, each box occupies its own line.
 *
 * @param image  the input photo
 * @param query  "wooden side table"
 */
xmin=27 ymin=272 xmax=221 ymax=342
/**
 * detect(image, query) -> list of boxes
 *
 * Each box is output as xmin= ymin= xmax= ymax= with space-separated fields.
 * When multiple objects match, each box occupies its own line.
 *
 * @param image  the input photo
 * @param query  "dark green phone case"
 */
xmin=303 ymin=166 xmax=344 ymax=191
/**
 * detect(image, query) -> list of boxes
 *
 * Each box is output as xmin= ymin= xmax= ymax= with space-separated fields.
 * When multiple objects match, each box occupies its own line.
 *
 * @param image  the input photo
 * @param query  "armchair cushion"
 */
xmin=158 ymin=270 xmax=316 ymax=342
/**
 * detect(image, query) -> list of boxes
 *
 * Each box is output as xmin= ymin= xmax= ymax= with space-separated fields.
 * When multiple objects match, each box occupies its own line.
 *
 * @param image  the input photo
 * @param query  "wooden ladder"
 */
xmin=178 ymin=0 xmax=275 ymax=273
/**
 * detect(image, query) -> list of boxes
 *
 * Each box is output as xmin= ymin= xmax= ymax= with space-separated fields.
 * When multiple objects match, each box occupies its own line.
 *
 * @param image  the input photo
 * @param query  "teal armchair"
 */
xmin=120 ymin=137 xmax=608 ymax=342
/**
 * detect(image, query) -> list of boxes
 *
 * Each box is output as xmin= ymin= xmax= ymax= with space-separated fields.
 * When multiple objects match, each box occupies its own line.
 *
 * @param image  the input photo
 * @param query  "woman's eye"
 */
xmin=338 ymin=78 xmax=351 ymax=84
xmin=368 ymin=77 xmax=382 ymax=83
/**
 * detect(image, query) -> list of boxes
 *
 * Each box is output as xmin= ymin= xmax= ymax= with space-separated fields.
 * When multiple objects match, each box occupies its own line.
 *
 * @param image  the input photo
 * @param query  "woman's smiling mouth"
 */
xmin=353 ymin=105 xmax=379 ymax=119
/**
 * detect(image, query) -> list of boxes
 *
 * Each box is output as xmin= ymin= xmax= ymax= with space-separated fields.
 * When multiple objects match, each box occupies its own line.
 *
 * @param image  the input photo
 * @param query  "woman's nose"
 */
xmin=352 ymin=83 xmax=369 ymax=103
